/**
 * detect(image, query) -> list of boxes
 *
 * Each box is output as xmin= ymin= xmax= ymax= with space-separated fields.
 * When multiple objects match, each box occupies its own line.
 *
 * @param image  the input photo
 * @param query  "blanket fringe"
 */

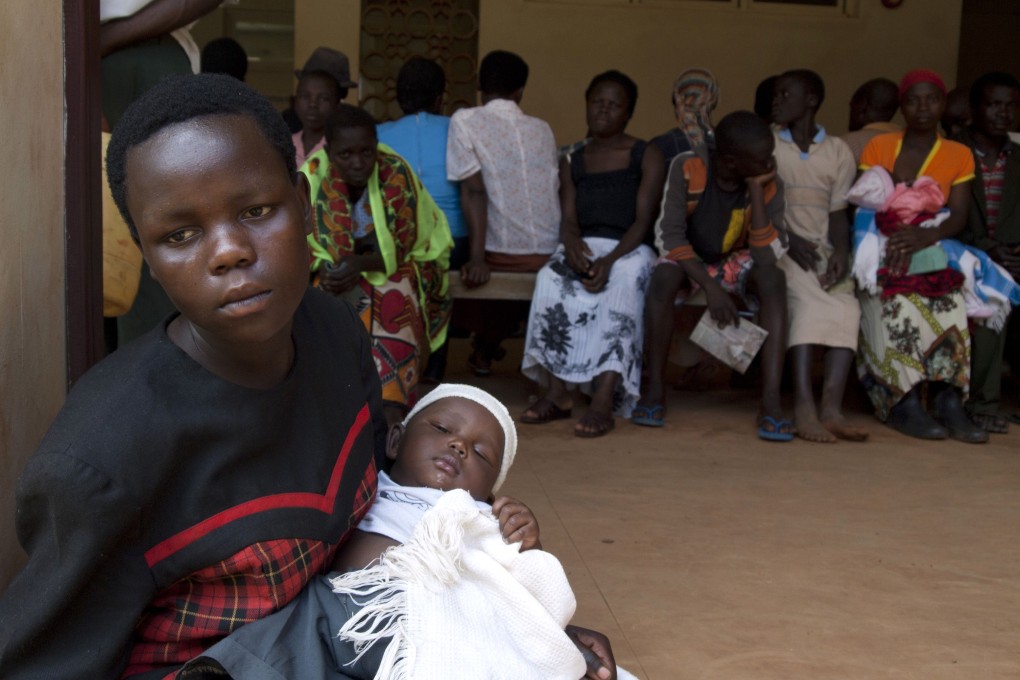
xmin=331 ymin=504 xmax=475 ymax=680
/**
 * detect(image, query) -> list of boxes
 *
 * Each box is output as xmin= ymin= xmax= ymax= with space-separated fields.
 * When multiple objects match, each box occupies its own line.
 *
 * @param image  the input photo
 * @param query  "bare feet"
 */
xmin=574 ymin=409 xmax=615 ymax=438
xmin=520 ymin=398 xmax=573 ymax=424
xmin=820 ymin=413 xmax=870 ymax=441
xmin=794 ymin=402 xmax=836 ymax=443
xmin=970 ymin=412 xmax=1009 ymax=434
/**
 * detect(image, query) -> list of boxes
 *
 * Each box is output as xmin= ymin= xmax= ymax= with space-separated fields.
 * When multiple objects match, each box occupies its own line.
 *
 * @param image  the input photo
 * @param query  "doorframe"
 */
xmin=63 ymin=0 xmax=104 ymax=386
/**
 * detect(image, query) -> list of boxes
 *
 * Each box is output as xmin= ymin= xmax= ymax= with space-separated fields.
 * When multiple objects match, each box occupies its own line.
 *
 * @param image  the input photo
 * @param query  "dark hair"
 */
xmin=969 ymin=71 xmax=1020 ymax=109
xmin=715 ymin=110 xmax=773 ymax=157
xmin=478 ymin=50 xmax=529 ymax=96
xmin=107 ymin=73 xmax=296 ymax=238
xmin=396 ymin=57 xmax=446 ymax=115
xmin=325 ymin=104 xmax=378 ymax=145
xmin=200 ymin=37 xmax=248 ymax=81
xmin=852 ymin=77 xmax=899 ymax=121
xmin=753 ymin=75 xmax=778 ymax=122
xmin=585 ymin=70 xmax=638 ymax=118
xmin=780 ymin=68 xmax=826 ymax=108
xmin=298 ymin=70 xmax=346 ymax=101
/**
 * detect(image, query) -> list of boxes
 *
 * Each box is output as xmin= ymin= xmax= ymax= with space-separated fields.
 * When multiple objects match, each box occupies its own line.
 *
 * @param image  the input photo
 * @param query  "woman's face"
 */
xmin=586 ymin=81 xmax=631 ymax=138
xmin=327 ymin=126 xmax=378 ymax=188
xmin=900 ymin=82 xmax=946 ymax=134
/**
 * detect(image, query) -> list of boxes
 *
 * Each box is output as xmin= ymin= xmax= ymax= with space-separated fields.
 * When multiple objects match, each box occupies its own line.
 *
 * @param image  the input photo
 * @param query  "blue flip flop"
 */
xmin=758 ymin=415 xmax=794 ymax=442
xmin=631 ymin=404 xmax=665 ymax=428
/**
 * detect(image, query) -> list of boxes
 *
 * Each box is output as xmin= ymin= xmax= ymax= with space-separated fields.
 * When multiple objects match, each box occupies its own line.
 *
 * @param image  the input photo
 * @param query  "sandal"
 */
xmin=575 ymin=410 xmax=616 ymax=438
xmin=520 ymin=399 xmax=572 ymax=424
xmin=631 ymin=403 xmax=665 ymax=428
xmin=969 ymin=412 xmax=1008 ymax=435
xmin=757 ymin=415 xmax=794 ymax=442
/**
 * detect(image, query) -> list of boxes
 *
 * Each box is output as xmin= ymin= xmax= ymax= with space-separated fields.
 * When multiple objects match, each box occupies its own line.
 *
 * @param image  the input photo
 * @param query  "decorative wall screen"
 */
xmin=359 ymin=0 xmax=480 ymax=122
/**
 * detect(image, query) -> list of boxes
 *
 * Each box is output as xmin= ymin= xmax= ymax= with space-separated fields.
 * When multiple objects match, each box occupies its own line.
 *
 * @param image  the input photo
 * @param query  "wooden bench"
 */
xmin=446 ymin=269 xmax=709 ymax=305
xmin=447 ymin=271 xmax=537 ymax=300
xmin=446 ymin=269 xmax=710 ymax=367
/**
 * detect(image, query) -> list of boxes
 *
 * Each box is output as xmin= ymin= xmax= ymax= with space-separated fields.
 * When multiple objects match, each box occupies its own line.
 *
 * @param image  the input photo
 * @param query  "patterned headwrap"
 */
xmin=898 ymin=69 xmax=947 ymax=103
xmin=673 ymin=68 xmax=720 ymax=160
xmin=403 ymin=384 xmax=518 ymax=492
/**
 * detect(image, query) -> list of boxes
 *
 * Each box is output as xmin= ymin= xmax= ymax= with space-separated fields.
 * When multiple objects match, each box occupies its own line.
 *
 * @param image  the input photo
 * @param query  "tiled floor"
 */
xmin=443 ymin=338 xmax=1020 ymax=680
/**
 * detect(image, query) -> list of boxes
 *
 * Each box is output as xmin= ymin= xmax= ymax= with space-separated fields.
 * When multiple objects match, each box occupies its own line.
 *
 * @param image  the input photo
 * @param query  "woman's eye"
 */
xmin=244 ymin=206 xmax=270 ymax=219
xmin=165 ymin=228 xmax=198 ymax=244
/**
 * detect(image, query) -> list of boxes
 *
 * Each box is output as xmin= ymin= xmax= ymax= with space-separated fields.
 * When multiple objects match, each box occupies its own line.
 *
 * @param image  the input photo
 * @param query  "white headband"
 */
xmin=402 ymin=384 xmax=518 ymax=493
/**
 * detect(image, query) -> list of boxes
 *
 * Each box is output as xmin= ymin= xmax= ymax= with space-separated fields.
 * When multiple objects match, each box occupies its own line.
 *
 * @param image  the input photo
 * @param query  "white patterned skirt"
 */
xmin=522 ymin=238 xmax=655 ymax=417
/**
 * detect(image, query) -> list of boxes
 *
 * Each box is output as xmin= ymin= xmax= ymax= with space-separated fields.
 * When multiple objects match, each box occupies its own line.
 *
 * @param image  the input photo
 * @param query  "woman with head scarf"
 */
xmin=650 ymin=68 xmax=720 ymax=169
xmin=855 ymin=69 xmax=987 ymax=443
xmin=304 ymin=105 xmax=453 ymax=427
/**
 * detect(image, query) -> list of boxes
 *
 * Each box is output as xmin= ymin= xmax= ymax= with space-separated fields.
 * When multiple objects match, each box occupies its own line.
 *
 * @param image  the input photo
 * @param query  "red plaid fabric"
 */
xmin=124 ymin=467 xmax=377 ymax=679
xmin=978 ymin=149 xmax=1007 ymax=236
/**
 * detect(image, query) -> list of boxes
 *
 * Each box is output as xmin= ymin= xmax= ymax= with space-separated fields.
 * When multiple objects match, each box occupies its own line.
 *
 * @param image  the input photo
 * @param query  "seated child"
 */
xmin=182 ymin=384 xmax=622 ymax=680
xmin=635 ymin=111 xmax=791 ymax=441
xmin=770 ymin=69 xmax=868 ymax=443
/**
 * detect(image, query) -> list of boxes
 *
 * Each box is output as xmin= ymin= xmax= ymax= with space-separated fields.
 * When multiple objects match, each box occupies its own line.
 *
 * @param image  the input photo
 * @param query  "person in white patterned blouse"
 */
xmin=447 ymin=50 xmax=561 ymax=376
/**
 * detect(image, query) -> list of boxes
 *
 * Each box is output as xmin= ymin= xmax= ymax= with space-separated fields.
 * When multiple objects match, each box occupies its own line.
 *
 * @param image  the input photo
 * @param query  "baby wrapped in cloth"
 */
xmin=334 ymin=486 xmax=585 ymax=679
xmin=180 ymin=384 xmax=635 ymax=680
xmin=848 ymin=166 xmax=1020 ymax=330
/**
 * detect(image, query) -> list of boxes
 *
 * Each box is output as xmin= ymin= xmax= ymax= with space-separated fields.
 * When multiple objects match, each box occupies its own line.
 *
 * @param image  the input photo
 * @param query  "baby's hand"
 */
xmin=491 ymin=496 xmax=541 ymax=551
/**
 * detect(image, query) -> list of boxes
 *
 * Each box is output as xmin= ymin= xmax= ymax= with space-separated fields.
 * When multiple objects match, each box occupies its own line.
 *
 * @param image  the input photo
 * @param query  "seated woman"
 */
xmin=521 ymin=70 xmax=665 ymax=437
xmin=856 ymin=69 xmax=987 ymax=443
xmin=304 ymin=105 xmax=453 ymax=425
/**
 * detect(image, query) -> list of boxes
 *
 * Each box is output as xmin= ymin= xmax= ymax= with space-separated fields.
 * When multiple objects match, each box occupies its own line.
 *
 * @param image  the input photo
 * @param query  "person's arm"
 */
xmin=820 ymin=208 xmax=851 ymax=288
xmin=565 ymin=625 xmax=617 ymax=680
xmin=657 ymin=155 xmax=739 ymax=327
xmin=0 ymin=454 xmax=146 ymax=679
xmin=100 ymin=0 xmax=222 ymax=57
xmin=445 ymin=114 xmax=491 ymax=287
xmin=318 ymin=252 xmax=386 ymax=296
xmin=785 ymin=231 xmax=820 ymax=272
xmin=885 ymin=181 xmax=973 ymax=275
xmin=747 ymin=169 xmax=783 ymax=268
xmin=559 ymin=157 xmax=593 ymax=277
xmin=330 ymin=529 xmax=400 ymax=572
xmin=820 ymin=141 xmax=858 ymax=288
xmin=584 ymin=143 xmax=666 ymax=293
xmin=491 ymin=496 xmax=541 ymax=551
xmin=459 ymin=172 xmax=491 ymax=286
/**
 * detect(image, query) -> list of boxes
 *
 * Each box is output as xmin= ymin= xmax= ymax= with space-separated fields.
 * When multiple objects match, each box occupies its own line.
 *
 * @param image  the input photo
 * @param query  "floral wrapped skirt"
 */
xmin=856 ymin=289 xmax=970 ymax=420
xmin=522 ymin=238 xmax=655 ymax=417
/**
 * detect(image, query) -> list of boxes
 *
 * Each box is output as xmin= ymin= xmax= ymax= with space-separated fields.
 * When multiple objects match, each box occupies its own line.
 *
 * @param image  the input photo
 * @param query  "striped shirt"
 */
xmin=976 ymin=146 xmax=1009 ymax=237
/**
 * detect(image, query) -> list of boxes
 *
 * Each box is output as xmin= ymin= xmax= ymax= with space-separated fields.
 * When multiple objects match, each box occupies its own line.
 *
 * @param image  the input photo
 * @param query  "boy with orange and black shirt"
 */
xmin=635 ymin=110 xmax=791 ymax=441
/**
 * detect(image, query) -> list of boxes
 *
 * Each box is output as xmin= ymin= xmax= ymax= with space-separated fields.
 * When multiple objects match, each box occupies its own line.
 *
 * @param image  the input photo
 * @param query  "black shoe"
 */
xmin=934 ymin=388 xmax=989 ymax=444
xmin=887 ymin=391 xmax=947 ymax=440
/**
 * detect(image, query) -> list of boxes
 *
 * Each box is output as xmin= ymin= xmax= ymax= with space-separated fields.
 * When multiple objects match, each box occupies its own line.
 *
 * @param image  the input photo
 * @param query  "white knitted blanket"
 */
xmin=330 ymin=489 xmax=588 ymax=680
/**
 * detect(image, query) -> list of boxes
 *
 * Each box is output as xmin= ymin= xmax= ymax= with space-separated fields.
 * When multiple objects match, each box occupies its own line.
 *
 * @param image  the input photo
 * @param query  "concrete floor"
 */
xmin=442 ymin=338 xmax=1020 ymax=680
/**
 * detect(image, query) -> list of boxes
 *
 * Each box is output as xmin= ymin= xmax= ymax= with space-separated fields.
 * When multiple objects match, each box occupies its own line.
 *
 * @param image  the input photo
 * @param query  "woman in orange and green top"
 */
xmin=856 ymin=69 xmax=986 ymax=443
xmin=303 ymin=105 xmax=452 ymax=426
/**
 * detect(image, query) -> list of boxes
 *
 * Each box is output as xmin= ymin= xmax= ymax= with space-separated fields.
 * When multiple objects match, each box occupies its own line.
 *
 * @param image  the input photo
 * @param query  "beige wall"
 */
xmin=296 ymin=0 xmax=963 ymax=143
xmin=479 ymin=0 xmax=963 ymax=143
xmin=0 ymin=2 xmax=67 ymax=588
